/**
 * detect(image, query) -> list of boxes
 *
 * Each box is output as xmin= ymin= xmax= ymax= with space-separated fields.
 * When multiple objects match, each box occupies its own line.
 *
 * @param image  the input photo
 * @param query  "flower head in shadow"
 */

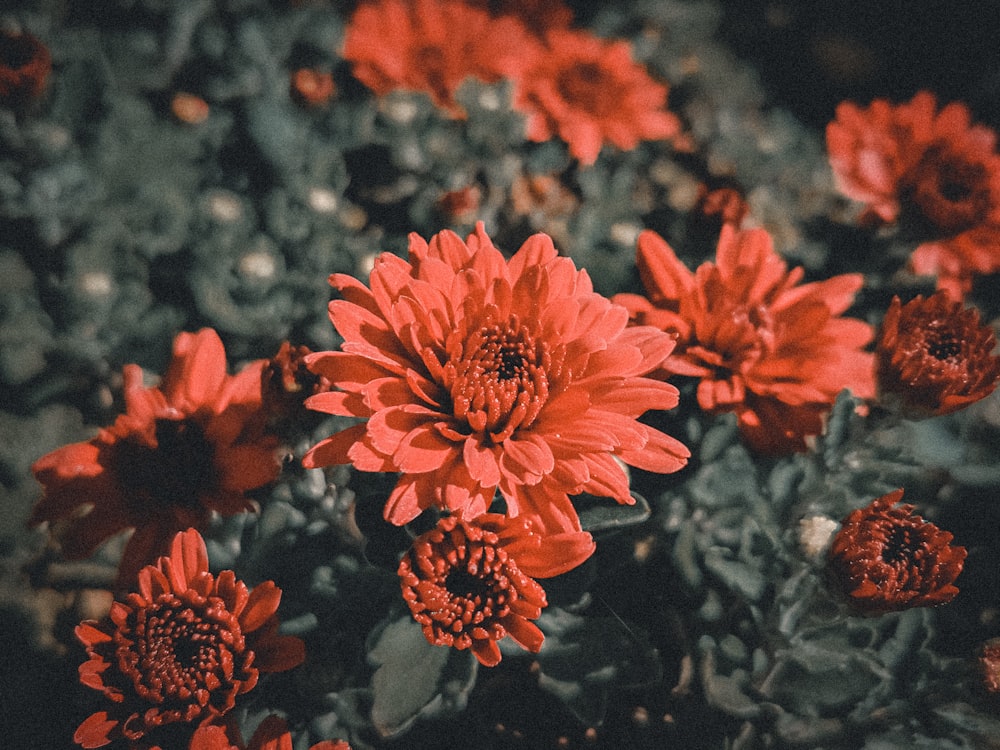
xmin=827 ymin=91 xmax=1000 ymax=298
xmin=513 ymin=28 xmax=680 ymax=165
xmin=826 ymin=489 xmax=966 ymax=615
xmin=613 ymin=226 xmax=875 ymax=453
xmin=31 ymin=328 xmax=280 ymax=586
xmin=0 ymin=28 xmax=51 ymax=107
xmin=73 ymin=529 xmax=305 ymax=749
xmin=302 ymin=222 xmax=688 ymax=536
xmin=398 ymin=513 xmax=594 ymax=666
xmin=875 ymin=291 xmax=1000 ymax=418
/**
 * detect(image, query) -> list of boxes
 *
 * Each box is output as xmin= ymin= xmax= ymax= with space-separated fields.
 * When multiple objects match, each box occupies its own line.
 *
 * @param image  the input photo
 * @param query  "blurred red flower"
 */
xmin=875 ymin=291 xmax=1000 ymax=418
xmin=302 ymin=222 xmax=688 ymax=535
xmin=0 ymin=28 xmax=51 ymax=106
xmin=827 ymin=91 xmax=1000 ymax=299
xmin=342 ymin=0 xmax=537 ymax=118
xmin=613 ymin=225 xmax=875 ymax=453
xmin=513 ymin=28 xmax=681 ymax=165
xmin=826 ymin=489 xmax=966 ymax=615
xmin=73 ymin=529 xmax=305 ymax=749
xmin=189 ymin=716 xmax=350 ymax=750
xmin=398 ymin=513 xmax=594 ymax=666
xmin=31 ymin=328 xmax=280 ymax=586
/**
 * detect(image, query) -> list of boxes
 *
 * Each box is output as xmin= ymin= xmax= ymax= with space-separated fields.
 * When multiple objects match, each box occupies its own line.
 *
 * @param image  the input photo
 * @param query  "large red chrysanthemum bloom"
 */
xmin=875 ymin=291 xmax=1000 ymax=418
xmin=31 ymin=328 xmax=280 ymax=586
xmin=512 ymin=28 xmax=681 ymax=165
xmin=612 ymin=226 xmax=876 ymax=454
xmin=73 ymin=529 xmax=305 ymax=749
xmin=827 ymin=91 xmax=1000 ymax=299
xmin=342 ymin=0 xmax=538 ymax=118
xmin=826 ymin=489 xmax=966 ymax=616
xmin=189 ymin=716 xmax=350 ymax=750
xmin=399 ymin=513 xmax=594 ymax=666
xmin=302 ymin=223 xmax=689 ymax=535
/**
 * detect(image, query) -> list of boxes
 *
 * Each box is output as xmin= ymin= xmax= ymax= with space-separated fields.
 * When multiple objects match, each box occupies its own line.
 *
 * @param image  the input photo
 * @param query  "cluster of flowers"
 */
xmin=342 ymin=0 xmax=681 ymax=164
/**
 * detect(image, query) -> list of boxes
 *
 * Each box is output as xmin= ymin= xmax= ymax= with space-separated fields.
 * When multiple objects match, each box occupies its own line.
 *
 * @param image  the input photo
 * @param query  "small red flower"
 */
xmin=876 ymin=291 xmax=1000 ymax=418
xmin=612 ymin=225 xmax=875 ymax=453
xmin=73 ymin=529 xmax=305 ymax=749
xmin=826 ymin=489 xmax=967 ymax=615
xmin=978 ymin=638 xmax=1000 ymax=695
xmin=827 ymin=91 xmax=1000 ymax=299
xmin=0 ymin=28 xmax=51 ymax=107
xmin=290 ymin=68 xmax=336 ymax=107
xmin=398 ymin=513 xmax=594 ymax=666
xmin=342 ymin=0 xmax=538 ymax=118
xmin=513 ymin=28 xmax=681 ymax=165
xmin=302 ymin=222 xmax=689 ymax=536
xmin=189 ymin=716 xmax=350 ymax=750
xmin=261 ymin=340 xmax=333 ymax=431
xmin=31 ymin=328 xmax=280 ymax=586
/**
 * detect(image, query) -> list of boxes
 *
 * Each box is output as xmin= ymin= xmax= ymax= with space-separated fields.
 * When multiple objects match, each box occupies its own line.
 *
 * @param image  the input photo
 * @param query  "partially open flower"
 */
xmin=74 ymin=529 xmax=305 ymax=749
xmin=826 ymin=489 xmax=967 ymax=616
xmin=31 ymin=328 xmax=280 ymax=586
xmin=875 ymin=291 xmax=1000 ymax=418
xmin=0 ymin=28 xmax=51 ymax=107
xmin=398 ymin=513 xmax=594 ymax=666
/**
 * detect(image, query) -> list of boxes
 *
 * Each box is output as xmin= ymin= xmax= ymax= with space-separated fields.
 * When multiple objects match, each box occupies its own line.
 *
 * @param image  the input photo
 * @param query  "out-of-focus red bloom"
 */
xmin=513 ymin=28 xmax=681 ymax=165
xmin=435 ymin=184 xmax=482 ymax=224
xmin=875 ymin=291 xmax=1000 ymax=418
xmin=302 ymin=222 xmax=688 ymax=535
xmin=261 ymin=340 xmax=333 ymax=431
xmin=172 ymin=92 xmax=211 ymax=124
xmin=612 ymin=225 xmax=875 ymax=453
xmin=291 ymin=68 xmax=336 ymax=107
xmin=826 ymin=91 xmax=1000 ymax=299
xmin=978 ymin=638 xmax=1000 ymax=695
xmin=189 ymin=716 xmax=350 ymax=750
xmin=342 ymin=0 xmax=538 ymax=118
xmin=0 ymin=28 xmax=51 ymax=107
xmin=399 ymin=513 xmax=594 ymax=666
xmin=31 ymin=328 xmax=280 ymax=586
xmin=826 ymin=489 xmax=966 ymax=615
xmin=695 ymin=186 xmax=750 ymax=228
xmin=73 ymin=529 xmax=305 ymax=749
xmin=470 ymin=0 xmax=573 ymax=32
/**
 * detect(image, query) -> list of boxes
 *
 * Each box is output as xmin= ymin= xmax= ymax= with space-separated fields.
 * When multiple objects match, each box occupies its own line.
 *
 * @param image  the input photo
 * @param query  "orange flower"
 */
xmin=74 ymin=529 xmax=305 ymax=749
xmin=826 ymin=489 xmax=966 ymax=615
xmin=190 ymin=716 xmax=350 ymax=750
xmin=302 ymin=222 xmax=688 ymax=535
xmin=512 ymin=28 xmax=681 ymax=165
xmin=31 ymin=328 xmax=280 ymax=586
xmin=398 ymin=513 xmax=594 ymax=666
xmin=613 ymin=226 xmax=875 ymax=453
xmin=875 ymin=291 xmax=1000 ymax=418
xmin=290 ymin=68 xmax=336 ymax=107
xmin=342 ymin=0 xmax=538 ymax=118
xmin=827 ymin=91 xmax=1000 ymax=298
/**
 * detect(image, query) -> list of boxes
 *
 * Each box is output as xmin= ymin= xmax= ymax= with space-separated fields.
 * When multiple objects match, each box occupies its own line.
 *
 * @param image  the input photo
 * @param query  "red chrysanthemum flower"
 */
xmin=0 ymin=28 xmax=51 ymax=107
xmin=612 ymin=225 xmax=876 ymax=454
xmin=398 ymin=512 xmax=594 ymax=666
xmin=31 ymin=328 xmax=280 ymax=586
xmin=73 ymin=529 xmax=305 ymax=749
xmin=875 ymin=291 xmax=1000 ymax=418
xmin=827 ymin=91 xmax=1000 ymax=298
xmin=189 ymin=716 xmax=350 ymax=750
xmin=512 ymin=28 xmax=681 ymax=165
xmin=826 ymin=489 xmax=967 ymax=615
xmin=342 ymin=0 xmax=539 ymax=118
xmin=302 ymin=222 xmax=689 ymax=535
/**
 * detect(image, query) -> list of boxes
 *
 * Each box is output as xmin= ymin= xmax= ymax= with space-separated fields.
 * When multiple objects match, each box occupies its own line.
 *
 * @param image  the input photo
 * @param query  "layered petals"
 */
xmin=31 ymin=328 xmax=280 ymax=586
xmin=74 ymin=530 xmax=304 ymax=749
xmin=613 ymin=226 xmax=875 ymax=453
xmin=303 ymin=222 xmax=688 ymax=533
